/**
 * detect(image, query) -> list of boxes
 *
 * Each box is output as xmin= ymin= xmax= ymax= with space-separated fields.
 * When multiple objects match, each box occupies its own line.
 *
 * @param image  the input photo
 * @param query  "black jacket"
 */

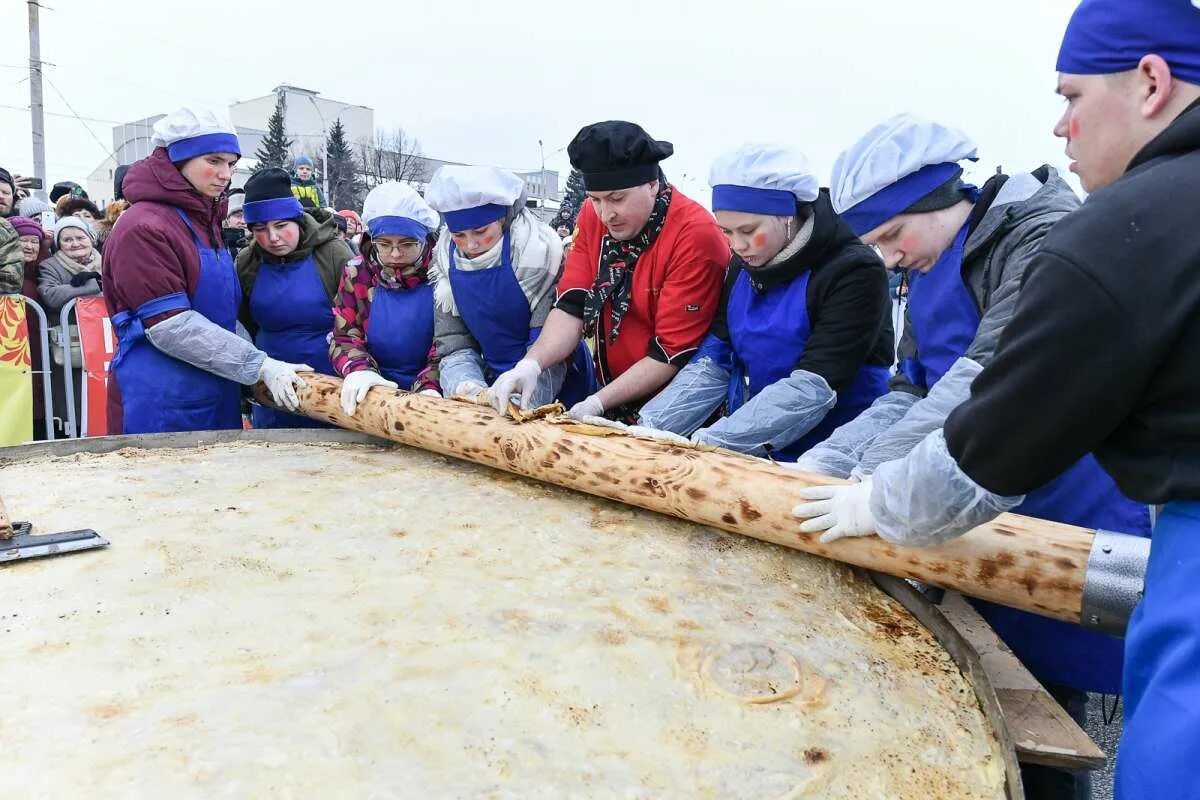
xmin=945 ymin=98 xmax=1200 ymax=503
xmin=709 ymin=191 xmax=893 ymax=394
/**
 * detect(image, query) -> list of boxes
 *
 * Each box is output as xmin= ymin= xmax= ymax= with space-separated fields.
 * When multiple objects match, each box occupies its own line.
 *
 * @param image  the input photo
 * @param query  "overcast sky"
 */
xmin=0 ymin=0 xmax=1080 ymax=203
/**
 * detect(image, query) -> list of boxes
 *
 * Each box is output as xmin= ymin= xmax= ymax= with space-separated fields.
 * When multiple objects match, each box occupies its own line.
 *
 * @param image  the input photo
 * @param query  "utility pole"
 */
xmin=27 ymin=0 xmax=48 ymax=200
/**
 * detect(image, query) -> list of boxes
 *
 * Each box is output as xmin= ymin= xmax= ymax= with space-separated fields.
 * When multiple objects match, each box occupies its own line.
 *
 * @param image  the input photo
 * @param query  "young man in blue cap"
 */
xmin=104 ymin=105 xmax=312 ymax=434
xmin=793 ymin=2 xmax=1200 ymax=795
xmin=799 ymin=111 xmax=1150 ymax=798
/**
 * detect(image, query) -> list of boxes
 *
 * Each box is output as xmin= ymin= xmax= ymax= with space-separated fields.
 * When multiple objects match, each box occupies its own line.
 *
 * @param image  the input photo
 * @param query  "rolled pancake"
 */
xmin=0 ymin=441 xmax=1007 ymax=798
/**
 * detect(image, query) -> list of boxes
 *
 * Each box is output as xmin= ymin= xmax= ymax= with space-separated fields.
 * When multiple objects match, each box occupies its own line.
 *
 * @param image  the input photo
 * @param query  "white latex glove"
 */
xmin=340 ymin=370 xmax=398 ymax=416
xmin=452 ymin=380 xmax=487 ymax=398
xmin=418 ymin=388 xmax=441 ymax=398
xmin=258 ymin=358 xmax=313 ymax=413
xmin=489 ymin=358 xmax=541 ymax=415
xmin=792 ymin=480 xmax=877 ymax=544
xmin=566 ymin=394 xmax=606 ymax=421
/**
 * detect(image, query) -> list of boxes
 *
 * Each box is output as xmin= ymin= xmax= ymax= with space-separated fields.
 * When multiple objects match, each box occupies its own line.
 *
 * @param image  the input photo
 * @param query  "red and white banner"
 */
xmin=74 ymin=296 xmax=116 ymax=437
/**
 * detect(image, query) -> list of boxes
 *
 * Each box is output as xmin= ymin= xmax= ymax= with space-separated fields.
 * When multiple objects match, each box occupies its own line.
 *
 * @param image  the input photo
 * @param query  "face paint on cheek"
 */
xmin=1068 ymin=118 xmax=1081 ymax=139
xmin=752 ymin=233 xmax=767 ymax=248
xmin=481 ymin=235 xmax=496 ymax=247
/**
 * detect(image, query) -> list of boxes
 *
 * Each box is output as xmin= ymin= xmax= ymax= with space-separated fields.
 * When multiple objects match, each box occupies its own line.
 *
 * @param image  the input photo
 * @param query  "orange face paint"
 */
xmin=752 ymin=232 xmax=767 ymax=248
xmin=1068 ymin=118 xmax=1081 ymax=139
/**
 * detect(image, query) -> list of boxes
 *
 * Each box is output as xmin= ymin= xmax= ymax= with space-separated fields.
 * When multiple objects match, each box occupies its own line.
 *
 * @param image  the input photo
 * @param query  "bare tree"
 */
xmin=358 ymin=127 xmax=432 ymax=188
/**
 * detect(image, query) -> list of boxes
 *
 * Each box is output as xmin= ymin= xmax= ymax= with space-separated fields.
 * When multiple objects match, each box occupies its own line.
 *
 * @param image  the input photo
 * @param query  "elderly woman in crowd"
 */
xmin=37 ymin=216 xmax=102 ymax=322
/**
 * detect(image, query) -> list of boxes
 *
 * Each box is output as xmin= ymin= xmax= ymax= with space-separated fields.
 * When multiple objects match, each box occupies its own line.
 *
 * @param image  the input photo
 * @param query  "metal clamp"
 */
xmin=1081 ymin=529 xmax=1151 ymax=636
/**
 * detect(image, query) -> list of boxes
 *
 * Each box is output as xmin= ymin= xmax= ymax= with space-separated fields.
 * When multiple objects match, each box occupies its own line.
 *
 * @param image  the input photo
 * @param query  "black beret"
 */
xmin=567 ymin=121 xmax=673 ymax=192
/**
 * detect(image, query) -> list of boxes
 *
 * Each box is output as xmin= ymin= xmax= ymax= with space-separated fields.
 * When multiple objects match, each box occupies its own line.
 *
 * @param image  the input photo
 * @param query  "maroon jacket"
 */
xmin=102 ymin=147 xmax=231 ymax=433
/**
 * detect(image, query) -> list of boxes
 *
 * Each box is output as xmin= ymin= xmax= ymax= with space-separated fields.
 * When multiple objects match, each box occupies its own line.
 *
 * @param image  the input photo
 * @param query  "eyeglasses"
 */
xmin=374 ymin=241 xmax=423 ymax=256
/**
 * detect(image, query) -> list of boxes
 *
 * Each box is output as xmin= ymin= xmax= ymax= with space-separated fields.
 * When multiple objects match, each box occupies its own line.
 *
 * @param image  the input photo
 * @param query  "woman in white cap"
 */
xmin=37 ymin=216 xmax=103 ymax=322
xmin=236 ymin=168 xmax=354 ymax=428
xmin=424 ymin=165 xmax=592 ymax=408
xmin=103 ymin=105 xmax=311 ymax=435
xmin=638 ymin=143 xmax=893 ymax=460
xmin=330 ymin=181 xmax=442 ymax=415
xmin=791 ymin=112 xmax=1152 ymax=798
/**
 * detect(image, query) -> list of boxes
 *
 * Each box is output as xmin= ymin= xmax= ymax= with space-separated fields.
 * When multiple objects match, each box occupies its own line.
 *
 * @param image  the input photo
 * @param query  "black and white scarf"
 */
xmin=582 ymin=181 xmax=673 ymax=343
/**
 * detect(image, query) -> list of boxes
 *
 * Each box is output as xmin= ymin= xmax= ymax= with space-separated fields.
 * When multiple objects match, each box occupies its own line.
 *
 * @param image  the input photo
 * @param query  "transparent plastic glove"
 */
xmin=637 ymin=356 xmax=729 ymax=436
xmin=869 ymin=430 xmax=1023 ymax=547
xmin=566 ymin=394 xmax=605 ymax=421
xmin=792 ymin=391 xmax=919 ymax=478
xmin=340 ymin=369 xmax=398 ymax=416
xmin=625 ymin=425 xmax=690 ymax=445
xmin=793 ymin=480 xmax=877 ymax=543
xmin=259 ymin=358 xmax=312 ymax=413
xmin=692 ymin=369 xmax=835 ymax=456
xmin=853 ymin=357 xmax=982 ymax=479
xmin=490 ymin=358 xmax=541 ymax=415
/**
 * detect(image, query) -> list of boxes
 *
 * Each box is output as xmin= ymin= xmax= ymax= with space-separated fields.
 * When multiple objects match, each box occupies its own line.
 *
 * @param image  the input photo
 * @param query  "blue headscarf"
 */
xmin=1057 ymin=0 xmax=1200 ymax=83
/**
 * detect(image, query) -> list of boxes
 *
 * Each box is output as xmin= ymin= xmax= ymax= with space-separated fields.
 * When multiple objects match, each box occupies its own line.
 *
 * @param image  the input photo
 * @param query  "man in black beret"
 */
xmin=491 ymin=121 xmax=729 ymax=422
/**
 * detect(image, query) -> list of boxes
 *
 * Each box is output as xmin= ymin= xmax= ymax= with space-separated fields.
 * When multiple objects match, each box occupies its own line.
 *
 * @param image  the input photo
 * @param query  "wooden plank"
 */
xmin=940 ymin=592 xmax=1107 ymax=771
xmin=257 ymin=374 xmax=1099 ymax=623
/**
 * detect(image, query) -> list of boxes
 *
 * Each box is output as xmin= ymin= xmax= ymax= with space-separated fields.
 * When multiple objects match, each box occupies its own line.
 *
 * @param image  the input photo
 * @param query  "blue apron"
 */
xmin=907 ymin=221 xmax=1151 ymax=693
xmin=1115 ymin=501 xmax=1200 ymax=797
xmin=447 ymin=235 xmax=594 ymax=405
xmin=249 ymin=254 xmax=336 ymax=429
xmin=111 ymin=208 xmax=242 ymax=434
xmin=718 ymin=268 xmax=889 ymax=461
xmin=367 ymin=281 xmax=435 ymax=389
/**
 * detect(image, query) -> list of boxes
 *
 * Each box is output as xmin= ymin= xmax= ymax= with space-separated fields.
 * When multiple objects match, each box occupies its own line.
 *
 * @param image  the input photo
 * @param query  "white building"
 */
xmin=86 ymin=84 xmax=559 ymax=215
xmin=229 ymin=84 xmax=374 ymax=165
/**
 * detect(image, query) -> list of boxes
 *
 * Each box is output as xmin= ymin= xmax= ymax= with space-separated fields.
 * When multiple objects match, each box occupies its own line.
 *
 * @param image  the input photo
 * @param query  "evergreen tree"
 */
xmin=325 ymin=118 xmax=363 ymax=209
xmin=554 ymin=168 xmax=586 ymax=229
xmin=253 ymin=93 xmax=293 ymax=172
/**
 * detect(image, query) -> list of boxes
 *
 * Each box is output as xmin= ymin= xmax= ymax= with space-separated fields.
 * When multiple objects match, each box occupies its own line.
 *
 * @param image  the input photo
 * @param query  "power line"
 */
xmin=42 ymin=74 xmax=112 ymax=157
xmin=0 ymin=101 xmax=126 ymax=126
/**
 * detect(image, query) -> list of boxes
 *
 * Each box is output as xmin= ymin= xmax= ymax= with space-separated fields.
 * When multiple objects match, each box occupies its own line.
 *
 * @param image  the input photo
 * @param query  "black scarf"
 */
xmin=582 ymin=181 xmax=673 ymax=343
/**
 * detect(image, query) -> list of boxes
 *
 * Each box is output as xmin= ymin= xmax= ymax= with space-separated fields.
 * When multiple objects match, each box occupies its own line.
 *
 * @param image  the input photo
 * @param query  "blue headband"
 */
xmin=367 ymin=215 xmax=430 ymax=241
xmin=1057 ymin=0 xmax=1200 ymax=84
xmin=243 ymin=196 xmax=304 ymax=225
xmin=442 ymin=204 xmax=507 ymax=233
xmin=167 ymin=132 xmax=241 ymax=162
xmin=840 ymin=161 xmax=962 ymax=236
xmin=711 ymin=184 xmax=797 ymax=216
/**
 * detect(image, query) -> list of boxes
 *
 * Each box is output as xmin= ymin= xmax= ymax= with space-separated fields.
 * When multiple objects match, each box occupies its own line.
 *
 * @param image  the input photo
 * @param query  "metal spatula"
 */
xmin=0 ymin=494 xmax=108 ymax=563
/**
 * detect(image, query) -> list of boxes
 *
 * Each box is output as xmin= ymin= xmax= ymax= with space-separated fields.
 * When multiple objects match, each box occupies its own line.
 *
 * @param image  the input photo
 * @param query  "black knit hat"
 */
xmin=568 ymin=121 xmax=673 ymax=192
xmin=242 ymin=168 xmax=304 ymax=225
xmin=903 ymin=168 xmax=968 ymax=215
xmin=0 ymin=167 xmax=15 ymax=197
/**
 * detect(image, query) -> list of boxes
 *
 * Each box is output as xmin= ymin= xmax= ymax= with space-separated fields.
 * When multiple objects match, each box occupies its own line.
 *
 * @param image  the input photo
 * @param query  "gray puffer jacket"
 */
xmin=891 ymin=165 xmax=1080 ymax=393
xmin=796 ymin=166 xmax=1080 ymax=478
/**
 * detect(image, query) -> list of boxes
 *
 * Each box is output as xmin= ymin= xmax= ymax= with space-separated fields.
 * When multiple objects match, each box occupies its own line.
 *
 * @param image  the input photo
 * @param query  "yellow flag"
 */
xmin=0 ymin=295 xmax=34 ymax=445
